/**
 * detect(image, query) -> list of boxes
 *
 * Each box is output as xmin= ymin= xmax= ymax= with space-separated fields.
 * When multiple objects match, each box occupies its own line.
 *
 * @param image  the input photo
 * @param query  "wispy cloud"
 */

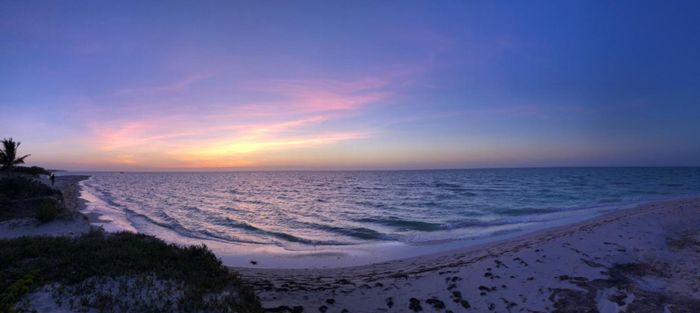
xmin=114 ymin=73 xmax=213 ymax=96
xmin=244 ymin=77 xmax=392 ymax=112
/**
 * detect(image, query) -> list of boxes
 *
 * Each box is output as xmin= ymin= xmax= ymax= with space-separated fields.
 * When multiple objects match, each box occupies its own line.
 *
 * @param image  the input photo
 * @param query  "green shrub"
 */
xmin=0 ymin=231 xmax=263 ymax=312
xmin=35 ymin=198 xmax=61 ymax=223
xmin=0 ymin=271 xmax=38 ymax=312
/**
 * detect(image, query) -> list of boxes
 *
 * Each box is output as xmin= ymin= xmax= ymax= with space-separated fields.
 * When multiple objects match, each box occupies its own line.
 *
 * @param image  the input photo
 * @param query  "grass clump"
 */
xmin=0 ymin=230 xmax=263 ymax=312
xmin=0 ymin=272 xmax=38 ymax=311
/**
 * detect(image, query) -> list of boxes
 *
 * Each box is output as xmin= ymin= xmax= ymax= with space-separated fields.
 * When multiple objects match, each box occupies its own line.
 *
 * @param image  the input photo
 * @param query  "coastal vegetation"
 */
xmin=8 ymin=166 xmax=52 ymax=177
xmin=0 ymin=230 xmax=263 ymax=312
xmin=0 ymin=175 xmax=63 ymax=222
xmin=0 ymin=137 xmax=62 ymax=222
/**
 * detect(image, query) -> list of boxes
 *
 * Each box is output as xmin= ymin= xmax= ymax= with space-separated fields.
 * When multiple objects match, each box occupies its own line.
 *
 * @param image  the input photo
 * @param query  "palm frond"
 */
xmin=1 ymin=138 xmax=30 ymax=170
xmin=14 ymin=154 xmax=30 ymax=165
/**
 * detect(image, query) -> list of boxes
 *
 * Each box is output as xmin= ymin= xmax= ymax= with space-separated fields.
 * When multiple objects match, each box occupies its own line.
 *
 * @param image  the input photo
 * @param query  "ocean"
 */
xmin=74 ymin=167 xmax=700 ymax=267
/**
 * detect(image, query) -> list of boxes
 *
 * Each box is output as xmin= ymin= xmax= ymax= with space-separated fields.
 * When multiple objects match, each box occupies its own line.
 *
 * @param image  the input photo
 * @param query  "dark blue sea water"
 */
xmin=75 ymin=167 xmax=700 ymax=267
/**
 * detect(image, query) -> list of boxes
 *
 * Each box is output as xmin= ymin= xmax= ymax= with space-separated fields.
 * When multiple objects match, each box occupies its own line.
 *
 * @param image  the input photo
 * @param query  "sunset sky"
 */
xmin=2 ymin=1 xmax=700 ymax=170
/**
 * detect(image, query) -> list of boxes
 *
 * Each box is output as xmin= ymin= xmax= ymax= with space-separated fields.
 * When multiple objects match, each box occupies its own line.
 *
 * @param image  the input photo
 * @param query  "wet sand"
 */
xmin=234 ymin=198 xmax=700 ymax=313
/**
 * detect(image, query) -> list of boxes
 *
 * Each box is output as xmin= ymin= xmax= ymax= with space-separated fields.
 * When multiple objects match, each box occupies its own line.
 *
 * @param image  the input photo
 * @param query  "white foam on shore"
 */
xmin=78 ymin=178 xmax=137 ymax=233
xmin=75 ymin=180 xmax=615 ymax=268
xmin=76 ymin=175 xmax=700 ymax=268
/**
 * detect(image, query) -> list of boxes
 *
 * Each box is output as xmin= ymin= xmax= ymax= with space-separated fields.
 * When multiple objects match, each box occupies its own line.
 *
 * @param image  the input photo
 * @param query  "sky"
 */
xmin=1 ymin=1 xmax=700 ymax=171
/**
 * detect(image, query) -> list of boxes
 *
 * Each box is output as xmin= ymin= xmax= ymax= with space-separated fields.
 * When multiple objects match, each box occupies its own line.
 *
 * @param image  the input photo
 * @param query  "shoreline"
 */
xmin=215 ymin=195 xmax=695 ymax=269
xmin=235 ymin=197 xmax=684 ymax=274
xmin=234 ymin=198 xmax=700 ymax=312
xmin=74 ymin=172 xmax=700 ymax=269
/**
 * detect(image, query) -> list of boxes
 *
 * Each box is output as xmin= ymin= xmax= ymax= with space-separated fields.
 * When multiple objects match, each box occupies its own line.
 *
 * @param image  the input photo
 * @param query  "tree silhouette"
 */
xmin=0 ymin=138 xmax=31 ymax=175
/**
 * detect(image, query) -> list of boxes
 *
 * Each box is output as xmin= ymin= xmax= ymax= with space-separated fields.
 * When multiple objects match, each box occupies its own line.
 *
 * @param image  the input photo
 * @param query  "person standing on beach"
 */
xmin=50 ymin=173 xmax=55 ymax=186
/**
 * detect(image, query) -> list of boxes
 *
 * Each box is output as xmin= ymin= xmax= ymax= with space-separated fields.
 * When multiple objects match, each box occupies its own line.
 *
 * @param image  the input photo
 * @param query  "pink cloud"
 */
xmin=244 ymin=77 xmax=392 ymax=112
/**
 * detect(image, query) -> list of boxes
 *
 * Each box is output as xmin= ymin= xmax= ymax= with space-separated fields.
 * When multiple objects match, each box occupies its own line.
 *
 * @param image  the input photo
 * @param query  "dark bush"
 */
xmin=35 ymin=198 xmax=61 ymax=223
xmin=11 ymin=166 xmax=52 ymax=177
xmin=0 ymin=176 xmax=64 ymax=222
xmin=0 ymin=176 xmax=60 ymax=200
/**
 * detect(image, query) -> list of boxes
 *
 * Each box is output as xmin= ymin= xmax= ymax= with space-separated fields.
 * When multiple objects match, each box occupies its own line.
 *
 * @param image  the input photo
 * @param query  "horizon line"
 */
xmin=53 ymin=165 xmax=700 ymax=174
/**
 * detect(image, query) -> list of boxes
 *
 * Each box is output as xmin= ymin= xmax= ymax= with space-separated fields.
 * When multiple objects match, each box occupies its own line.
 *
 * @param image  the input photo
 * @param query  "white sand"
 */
xmin=0 ymin=216 xmax=91 ymax=239
xmin=235 ymin=198 xmax=700 ymax=312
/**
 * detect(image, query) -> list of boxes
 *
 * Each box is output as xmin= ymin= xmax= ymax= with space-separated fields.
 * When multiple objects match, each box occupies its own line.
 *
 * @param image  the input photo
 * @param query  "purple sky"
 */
xmin=2 ymin=1 xmax=700 ymax=170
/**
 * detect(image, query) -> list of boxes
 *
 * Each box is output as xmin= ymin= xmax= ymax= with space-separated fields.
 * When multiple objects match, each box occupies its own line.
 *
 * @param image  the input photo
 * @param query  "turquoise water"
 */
xmin=77 ymin=168 xmax=700 ymax=249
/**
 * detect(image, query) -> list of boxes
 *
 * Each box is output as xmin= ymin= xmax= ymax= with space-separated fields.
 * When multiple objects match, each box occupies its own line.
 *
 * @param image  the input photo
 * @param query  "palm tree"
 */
xmin=0 ymin=138 xmax=30 ymax=175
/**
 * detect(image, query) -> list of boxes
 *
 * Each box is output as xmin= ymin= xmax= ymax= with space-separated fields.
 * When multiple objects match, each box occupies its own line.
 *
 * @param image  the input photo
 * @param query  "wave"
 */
xmin=125 ymin=209 xmax=219 ymax=242
xmin=75 ymin=168 xmax=700 ymax=253
xmin=355 ymin=216 xmax=517 ymax=232
xmin=354 ymin=217 xmax=443 ymax=231
xmin=207 ymin=216 xmax=349 ymax=246
xmin=444 ymin=218 xmax=510 ymax=229
xmin=302 ymin=222 xmax=391 ymax=241
xmin=432 ymin=181 xmax=478 ymax=196
xmin=495 ymin=207 xmax=560 ymax=216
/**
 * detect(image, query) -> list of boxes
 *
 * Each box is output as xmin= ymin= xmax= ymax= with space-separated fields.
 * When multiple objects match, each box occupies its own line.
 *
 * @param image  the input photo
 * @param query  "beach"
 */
xmin=4 ymin=175 xmax=700 ymax=312
xmin=235 ymin=198 xmax=700 ymax=312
